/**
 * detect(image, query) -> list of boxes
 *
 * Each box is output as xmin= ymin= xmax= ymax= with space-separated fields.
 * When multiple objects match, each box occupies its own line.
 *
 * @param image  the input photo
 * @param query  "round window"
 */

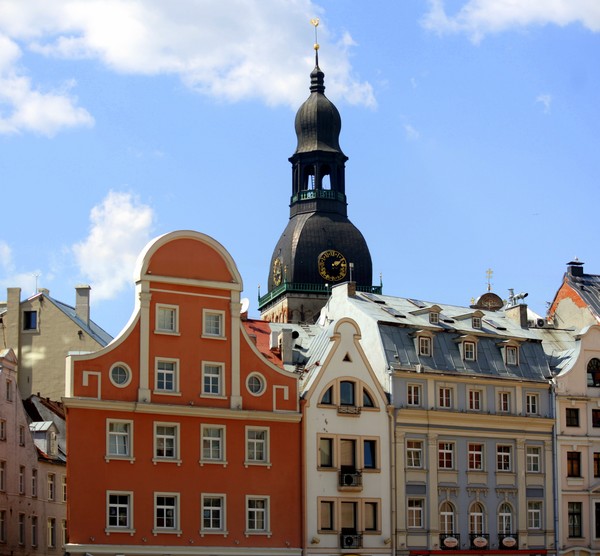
xmin=110 ymin=364 xmax=131 ymax=387
xmin=247 ymin=373 xmax=265 ymax=396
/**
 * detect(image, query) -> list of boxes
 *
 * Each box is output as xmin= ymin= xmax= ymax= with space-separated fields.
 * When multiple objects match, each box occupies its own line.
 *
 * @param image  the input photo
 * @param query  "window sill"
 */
xmin=154 ymin=330 xmax=180 ymax=336
xmin=244 ymin=461 xmax=272 ymax=469
xmin=152 ymin=528 xmax=182 ymax=536
xmin=105 ymin=456 xmax=135 ymax=464
xmin=200 ymin=530 xmax=229 ymax=537
xmin=152 ymin=458 xmax=182 ymax=466
xmin=105 ymin=527 xmax=136 ymax=536
xmin=244 ymin=530 xmax=272 ymax=538
xmin=201 ymin=335 xmax=227 ymax=341
xmin=200 ymin=460 xmax=228 ymax=467
xmin=152 ymin=390 xmax=182 ymax=397
xmin=200 ymin=394 xmax=227 ymax=400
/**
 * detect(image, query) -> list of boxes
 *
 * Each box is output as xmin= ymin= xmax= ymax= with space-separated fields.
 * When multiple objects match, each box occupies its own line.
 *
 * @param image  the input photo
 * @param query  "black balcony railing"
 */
xmin=338 ymin=469 xmax=363 ymax=488
xmin=340 ymin=531 xmax=363 ymax=549
xmin=469 ymin=533 xmax=490 ymax=549
xmin=498 ymin=533 xmax=518 ymax=549
xmin=439 ymin=533 xmax=460 ymax=550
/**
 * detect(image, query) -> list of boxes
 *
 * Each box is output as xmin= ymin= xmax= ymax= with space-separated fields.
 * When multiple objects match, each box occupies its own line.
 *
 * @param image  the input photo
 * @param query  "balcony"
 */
xmin=338 ymin=468 xmax=363 ymax=489
xmin=440 ymin=533 xmax=460 ymax=550
xmin=470 ymin=533 xmax=490 ymax=549
xmin=337 ymin=405 xmax=361 ymax=415
xmin=340 ymin=530 xmax=363 ymax=549
xmin=498 ymin=533 xmax=518 ymax=549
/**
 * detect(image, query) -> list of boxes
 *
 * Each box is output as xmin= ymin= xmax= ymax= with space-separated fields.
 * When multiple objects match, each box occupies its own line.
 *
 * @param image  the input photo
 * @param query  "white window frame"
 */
xmin=469 ymin=389 xmax=483 ymax=411
xmin=407 ymin=384 xmax=422 ymax=407
xmin=526 ymin=393 xmax=539 ymax=415
xmin=246 ymin=372 xmax=266 ymax=396
xmin=468 ymin=443 xmax=484 ymax=471
xmin=106 ymin=491 xmax=134 ymax=533
xmin=48 ymin=473 xmax=56 ymax=501
xmin=31 ymin=469 xmax=37 ymax=497
xmin=407 ymin=499 xmax=424 ymax=529
xmin=154 ymin=358 xmax=180 ymax=395
xmin=62 ymin=476 xmax=67 ymax=503
xmin=109 ymin=362 xmax=132 ymax=388
xmin=47 ymin=517 xmax=56 ymax=548
xmin=203 ymin=309 xmax=226 ymax=339
xmin=429 ymin=312 xmax=439 ymax=324
xmin=201 ymin=425 xmax=226 ymax=465
xmin=438 ymin=442 xmax=454 ymax=469
xmin=406 ymin=440 xmax=423 ymax=469
xmin=153 ymin=492 xmax=181 ymax=534
xmin=18 ymin=512 xmax=25 ymax=545
xmin=463 ymin=341 xmax=476 ymax=361
xmin=155 ymin=304 xmax=179 ymax=334
xmin=106 ymin=419 xmax=134 ymax=461
xmin=201 ymin=494 xmax=226 ymax=534
xmin=245 ymin=427 xmax=270 ymax=467
xmin=418 ymin=336 xmax=431 ymax=357
xmin=498 ymin=391 xmax=511 ymax=413
xmin=527 ymin=501 xmax=542 ymax=530
xmin=31 ymin=515 xmax=38 ymax=547
xmin=153 ymin=423 xmax=181 ymax=464
xmin=497 ymin=444 xmax=512 ymax=472
xmin=526 ymin=446 xmax=542 ymax=473
xmin=201 ymin=361 xmax=225 ymax=398
xmin=472 ymin=316 xmax=482 ymax=329
xmin=246 ymin=496 xmax=270 ymax=536
xmin=438 ymin=387 xmax=452 ymax=408
xmin=19 ymin=466 xmax=25 ymax=495
xmin=506 ymin=345 xmax=519 ymax=366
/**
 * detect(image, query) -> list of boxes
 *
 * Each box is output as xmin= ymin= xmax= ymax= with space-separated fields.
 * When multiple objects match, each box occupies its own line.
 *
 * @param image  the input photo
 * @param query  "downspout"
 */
xmin=301 ymin=396 xmax=307 ymax=556
xmin=550 ymin=378 xmax=559 ymax=556
xmin=388 ymin=366 xmax=397 ymax=556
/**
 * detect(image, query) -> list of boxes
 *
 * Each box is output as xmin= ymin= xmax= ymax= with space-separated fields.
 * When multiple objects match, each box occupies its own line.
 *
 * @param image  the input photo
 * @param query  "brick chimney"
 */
xmin=5 ymin=288 xmax=21 ymax=350
xmin=567 ymin=259 xmax=584 ymax=277
xmin=75 ymin=285 xmax=91 ymax=326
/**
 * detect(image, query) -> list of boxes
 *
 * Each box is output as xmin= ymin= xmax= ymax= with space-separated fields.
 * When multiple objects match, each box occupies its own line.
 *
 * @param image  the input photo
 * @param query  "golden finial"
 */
xmin=486 ymin=268 xmax=494 ymax=292
xmin=311 ymin=18 xmax=320 ymax=50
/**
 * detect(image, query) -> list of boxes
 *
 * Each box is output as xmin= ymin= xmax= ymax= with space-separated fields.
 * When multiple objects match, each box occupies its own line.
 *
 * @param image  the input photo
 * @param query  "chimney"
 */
xmin=347 ymin=281 xmax=356 ymax=297
xmin=5 ymin=288 xmax=21 ymax=350
xmin=505 ymin=303 xmax=529 ymax=328
xmin=279 ymin=329 xmax=294 ymax=366
xmin=567 ymin=259 xmax=584 ymax=277
xmin=75 ymin=285 xmax=91 ymax=325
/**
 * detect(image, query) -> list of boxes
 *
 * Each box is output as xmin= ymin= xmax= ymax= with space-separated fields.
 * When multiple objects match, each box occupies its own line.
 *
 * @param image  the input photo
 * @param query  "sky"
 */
xmin=1 ymin=0 xmax=599 ymax=338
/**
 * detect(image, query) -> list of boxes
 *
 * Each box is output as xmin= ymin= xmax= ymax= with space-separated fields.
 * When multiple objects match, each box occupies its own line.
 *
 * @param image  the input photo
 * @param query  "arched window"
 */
xmin=363 ymin=389 xmax=375 ymax=408
xmin=498 ymin=502 xmax=512 ymax=534
xmin=440 ymin=501 xmax=455 ymax=534
xmin=469 ymin=502 xmax=485 ymax=534
xmin=340 ymin=381 xmax=355 ymax=406
xmin=320 ymin=386 xmax=333 ymax=405
xmin=587 ymin=358 xmax=600 ymax=387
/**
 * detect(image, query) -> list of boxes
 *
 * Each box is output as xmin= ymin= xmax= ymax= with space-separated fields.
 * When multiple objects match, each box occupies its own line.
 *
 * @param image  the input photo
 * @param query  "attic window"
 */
xmin=429 ymin=312 xmax=439 ymax=325
xmin=419 ymin=336 xmax=432 ymax=357
xmin=463 ymin=341 xmax=476 ymax=361
xmin=472 ymin=317 xmax=482 ymax=329
xmin=23 ymin=310 xmax=37 ymax=331
xmin=506 ymin=346 xmax=519 ymax=366
xmin=343 ymin=353 xmax=352 ymax=362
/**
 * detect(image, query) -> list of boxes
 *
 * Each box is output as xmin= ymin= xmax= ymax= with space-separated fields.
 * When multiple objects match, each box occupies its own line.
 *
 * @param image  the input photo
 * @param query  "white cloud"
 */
xmin=0 ymin=0 xmax=374 ymax=137
xmin=0 ymin=241 xmax=13 ymax=272
xmin=536 ymin=93 xmax=552 ymax=113
xmin=404 ymin=124 xmax=421 ymax=141
xmin=422 ymin=0 xmax=600 ymax=41
xmin=72 ymin=191 xmax=154 ymax=301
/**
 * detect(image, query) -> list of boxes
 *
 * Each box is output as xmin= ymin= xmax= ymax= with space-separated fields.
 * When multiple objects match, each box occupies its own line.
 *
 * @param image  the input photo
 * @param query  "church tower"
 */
xmin=259 ymin=34 xmax=378 ymax=323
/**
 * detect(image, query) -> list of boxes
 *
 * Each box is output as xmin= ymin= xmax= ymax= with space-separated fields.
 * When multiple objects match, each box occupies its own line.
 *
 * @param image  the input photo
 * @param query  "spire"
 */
xmin=311 ymin=18 xmax=320 ymax=68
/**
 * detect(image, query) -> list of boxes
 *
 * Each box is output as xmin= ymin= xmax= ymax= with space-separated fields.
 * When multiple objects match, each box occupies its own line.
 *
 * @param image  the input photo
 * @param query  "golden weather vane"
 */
xmin=311 ymin=18 xmax=320 ymax=64
xmin=486 ymin=268 xmax=493 ymax=292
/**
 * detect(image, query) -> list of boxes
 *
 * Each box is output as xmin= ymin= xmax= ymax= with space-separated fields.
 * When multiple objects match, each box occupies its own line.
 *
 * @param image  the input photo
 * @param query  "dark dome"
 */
xmin=294 ymin=66 xmax=344 ymax=155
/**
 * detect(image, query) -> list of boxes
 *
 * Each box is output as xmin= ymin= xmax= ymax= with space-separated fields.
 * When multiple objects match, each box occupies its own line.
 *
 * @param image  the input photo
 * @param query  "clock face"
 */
xmin=318 ymin=250 xmax=347 ymax=282
xmin=273 ymin=258 xmax=282 ymax=286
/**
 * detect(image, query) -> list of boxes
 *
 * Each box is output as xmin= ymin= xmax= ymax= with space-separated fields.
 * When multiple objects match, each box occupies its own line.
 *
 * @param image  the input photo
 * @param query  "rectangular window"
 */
xmin=203 ymin=310 xmax=224 ymax=338
xmin=527 ymin=501 xmax=542 ymax=529
xmin=506 ymin=346 xmax=518 ymax=365
xmin=62 ymin=476 xmax=67 ymax=502
xmin=320 ymin=500 xmax=334 ymax=531
xmin=526 ymin=446 xmax=541 ymax=473
xmin=429 ymin=312 xmax=439 ymax=324
xmin=596 ymin=502 xmax=600 ymax=539
xmin=319 ymin=437 xmax=334 ymax=468
xmin=464 ymin=341 xmax=476 ymax=361
xmin=0 ymin=419 xmax=5 ymax=440
xmin=407 ymin=499 xmax=423 ymax=528
xmin=566 ymin=407 xmax=580 ymax=427
xmin=593 ymin=409 xmax=600 ymax=428
xmin=19 ymin=466 xmax=25 ymax=495
xmin=363 ymin=439 xmax=377 ymax=469
xmin=156 ymin=359 xmax=178 ymax=393
xmin=595 ymin=452 xmax=600 ymax=478
xmin=438 ymin=442 xmax=454 ymax=469
xmin=468 ymin=443 xmax=484 ymax=471
xmin=155 ymin=494 xmax=178 ymax=531
xmin=247 ymin=497 xmax=269 ymax=533
xmin=19 ymin=425 xmax=25 ymax=446
xmin=0 ymin=510 xmax=5 ymax=543
xmin=5 ymin=380 xmax=12 ymax=402
xmin=0 ymin=461 xmax=5 ymax=491
xmin=472 ymin=316 xmax=482 ymax=329
xmin=364 ymin=501 xmax=378 ymax=532
xmin=154 ymin=424 xmax=179 ymax=461
xmin=246 ymin=428 xmax=268 ymax=464
xmin=107 ymin=420 xmax=132 ymax=457
xmin=31 ymin=515 xmax=38 ymax=547
xmin=202 ymin=362 xmax=224 ymax=396
xmin=407 ymin=384 xmax=421 ymax=406
xmin=31 ymin=469 xmax=37 ymax=497
xmin=23 ymin=310 xmax=37 ymax=330
xmin=567 ymin=451 xmax=581 ymax=477
xmin=108 ymin=492 xmax=132 ymax=529
xmin=156 ymin=305 xmax=178 ymax=333
xmin=18 ymin=513 xmax=25 ymax=545
xmin=439 ymin=387 xmax=452 ymax=408
xmin=61 ymin=520 xmax=67 ymax=548
xmin=48 ymin=473 xmax=56 ymax=500
xmin=526 ymin=393 xmax=539 ymax=415
xmin=469 ymin=389 xmax=482 ymax=411
xmin=418 ymin=336 xmax=431 ymax=357
xmin=202 ymin=495 xmax=225 ymax=531
xmin=47 ymin=518 xmax=56 ymax=548
xmin=406 ymin=440 xmax=423 ymax=468
xmin=568 ymin=502 xmax=582 ymax=537
xmin=497 ymin=445 xmax=512 ymax=471
xmin=498 ymin=391 xmax=511 ymax=413
xmin=202 ymin=426 xmax=225 ymax=462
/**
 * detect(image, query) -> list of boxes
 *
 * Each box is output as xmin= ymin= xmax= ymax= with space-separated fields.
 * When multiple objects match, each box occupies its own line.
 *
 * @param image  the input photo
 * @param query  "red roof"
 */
xmin=243 ymin=319 xmax=283 ymax=367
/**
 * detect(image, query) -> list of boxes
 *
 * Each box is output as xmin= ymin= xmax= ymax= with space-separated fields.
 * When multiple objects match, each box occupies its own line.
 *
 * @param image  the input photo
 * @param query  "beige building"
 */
xmin=0 ymin=348 xmax=67 ymax=554
xmin=0 ymin=286 xmax=112 ymax=399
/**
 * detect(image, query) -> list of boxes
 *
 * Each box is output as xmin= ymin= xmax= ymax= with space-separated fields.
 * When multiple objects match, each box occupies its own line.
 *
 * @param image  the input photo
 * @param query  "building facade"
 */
xmin=64 ymin=230 xmax=302 ymax=556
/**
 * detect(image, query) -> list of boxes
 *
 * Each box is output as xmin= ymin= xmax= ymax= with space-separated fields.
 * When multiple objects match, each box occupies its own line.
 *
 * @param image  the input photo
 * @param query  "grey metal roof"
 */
xmin=565 ymin=271 xmax=600 ymax=320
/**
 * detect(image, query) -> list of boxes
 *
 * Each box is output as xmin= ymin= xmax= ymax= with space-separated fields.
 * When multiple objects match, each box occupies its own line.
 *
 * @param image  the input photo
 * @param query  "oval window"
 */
xmin=110 ymin=364 xmax=131 ymax=387
xmin=247 ymin=373 xmax=266 ymax=396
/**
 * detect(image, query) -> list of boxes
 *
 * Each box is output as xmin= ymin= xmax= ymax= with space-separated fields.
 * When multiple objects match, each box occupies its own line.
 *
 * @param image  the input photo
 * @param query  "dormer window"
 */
xmin=472 ymin=316 xmax=481 ymax=329
xmin=464 ymin=341 xmax=476 ymax=361
xmin=429 ymin=312 xmax=439 ymax=325
xmin=419 ymin=336 xmax=431 ymax=357
xmin=506 ymin=346 xmax=518 ymax=366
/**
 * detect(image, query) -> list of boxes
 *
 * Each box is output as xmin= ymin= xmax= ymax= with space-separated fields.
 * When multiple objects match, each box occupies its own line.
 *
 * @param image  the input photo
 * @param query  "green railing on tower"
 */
xmin=290 ymin=189 xmax=346 ymax=204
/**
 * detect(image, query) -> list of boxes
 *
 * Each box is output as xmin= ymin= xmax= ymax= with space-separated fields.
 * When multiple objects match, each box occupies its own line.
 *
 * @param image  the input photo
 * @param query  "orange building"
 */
xmin=64 ymin=230 xmax=302 ymax=556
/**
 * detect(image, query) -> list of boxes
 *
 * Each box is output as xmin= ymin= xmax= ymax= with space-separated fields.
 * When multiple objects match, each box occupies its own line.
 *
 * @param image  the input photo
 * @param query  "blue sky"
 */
xmin=1 ymin=0 xmax=599 ymax=337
